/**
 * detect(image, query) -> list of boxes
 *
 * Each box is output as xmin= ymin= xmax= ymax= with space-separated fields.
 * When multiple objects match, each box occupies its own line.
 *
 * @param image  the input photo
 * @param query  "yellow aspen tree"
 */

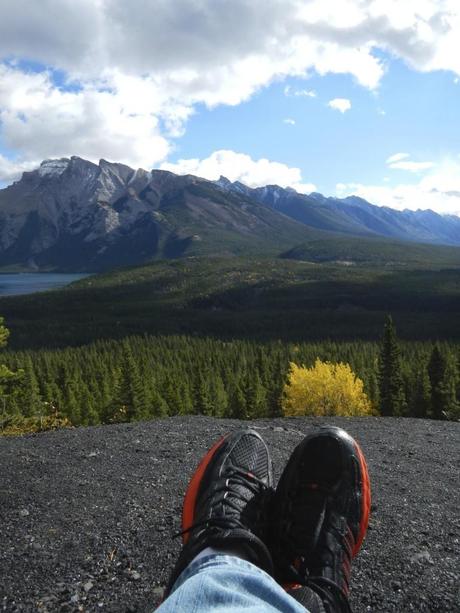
xmin=282 ymin=359 xmax=372 ymax=417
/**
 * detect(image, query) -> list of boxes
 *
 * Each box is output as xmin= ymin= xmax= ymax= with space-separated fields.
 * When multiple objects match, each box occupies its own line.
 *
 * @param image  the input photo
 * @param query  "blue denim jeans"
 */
xmin=156 ymin=553 xmax=309 ymax=612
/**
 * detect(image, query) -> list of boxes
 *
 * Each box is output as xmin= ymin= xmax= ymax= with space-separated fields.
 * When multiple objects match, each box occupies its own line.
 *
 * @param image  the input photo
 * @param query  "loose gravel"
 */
xmin=1 ymin=416 xmax=459 ymax=612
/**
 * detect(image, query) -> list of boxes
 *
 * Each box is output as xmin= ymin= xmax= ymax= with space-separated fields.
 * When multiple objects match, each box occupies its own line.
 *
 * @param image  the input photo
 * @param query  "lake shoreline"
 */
xmin=0 ymin=272 xmax=93 ymax=297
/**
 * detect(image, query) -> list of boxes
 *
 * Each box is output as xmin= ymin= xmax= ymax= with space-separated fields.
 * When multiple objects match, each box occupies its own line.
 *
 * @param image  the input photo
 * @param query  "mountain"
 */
xmin=216 ymin=177 xmax=460 ymax=246
xmin=1 ymin=157 xmax=459 ymax=272
xmin=0 ymin=157 xmax=319 ymax=271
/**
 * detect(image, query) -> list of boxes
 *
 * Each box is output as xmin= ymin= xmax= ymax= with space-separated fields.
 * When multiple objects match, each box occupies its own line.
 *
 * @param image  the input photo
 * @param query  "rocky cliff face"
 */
xmin=0 ymin=158 xmax=314 ymax=271
xmin=0 ymin=157 xmax=155 ymax=268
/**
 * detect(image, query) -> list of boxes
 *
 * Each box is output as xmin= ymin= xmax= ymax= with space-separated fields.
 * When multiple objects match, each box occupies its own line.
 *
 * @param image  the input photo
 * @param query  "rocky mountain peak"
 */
xmin=38 ymin=158 xmax=70 ymax=178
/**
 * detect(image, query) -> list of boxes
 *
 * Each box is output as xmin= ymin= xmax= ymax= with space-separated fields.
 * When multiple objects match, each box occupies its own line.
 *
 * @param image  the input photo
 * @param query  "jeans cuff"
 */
xmin=171 ymin=553 xmax=271 ymax=595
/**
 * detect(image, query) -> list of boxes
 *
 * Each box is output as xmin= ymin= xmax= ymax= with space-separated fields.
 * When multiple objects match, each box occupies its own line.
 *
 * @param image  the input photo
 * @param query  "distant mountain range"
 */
xmin=215 ymin=176 xmax=460 ymax=245
xmin=0 ymin=156 xmax=459 ymax=271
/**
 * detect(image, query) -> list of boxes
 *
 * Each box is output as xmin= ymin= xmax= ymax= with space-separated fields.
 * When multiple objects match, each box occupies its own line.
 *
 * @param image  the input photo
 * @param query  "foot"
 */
xmin=165 ymin=429 xmax=274 ymax=594
xmin=272 ymin=426 xmax=371 ymax=610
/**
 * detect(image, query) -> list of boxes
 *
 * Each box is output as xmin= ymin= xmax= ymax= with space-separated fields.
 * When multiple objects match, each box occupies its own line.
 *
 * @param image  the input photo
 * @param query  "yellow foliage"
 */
xmin=0 ymin=412 xmax=72 ymax=437
xmin=282 ymin=359 xmax=372 ymax=417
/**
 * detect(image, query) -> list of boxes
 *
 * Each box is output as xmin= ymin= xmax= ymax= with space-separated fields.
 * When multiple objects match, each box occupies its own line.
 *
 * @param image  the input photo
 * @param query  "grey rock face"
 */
xmin=0 ymin=158 xmax=315 ymax=271
xmin=0 ymin=158 xmax=195 ymax=270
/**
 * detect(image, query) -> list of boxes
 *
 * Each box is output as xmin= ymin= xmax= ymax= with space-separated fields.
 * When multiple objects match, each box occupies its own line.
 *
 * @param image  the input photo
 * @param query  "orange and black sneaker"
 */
xmin=165 ymin=429 xmax=274 ymax=595
xmin=271 ymin=426 xmax=371 ymax=613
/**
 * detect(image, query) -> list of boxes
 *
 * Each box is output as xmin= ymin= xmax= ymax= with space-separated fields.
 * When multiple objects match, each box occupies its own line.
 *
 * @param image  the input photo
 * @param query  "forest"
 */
xmin=1 ymin=257 xmax=459 ymax=434
xmin=1 ymin=323 xmax=459 ymax=435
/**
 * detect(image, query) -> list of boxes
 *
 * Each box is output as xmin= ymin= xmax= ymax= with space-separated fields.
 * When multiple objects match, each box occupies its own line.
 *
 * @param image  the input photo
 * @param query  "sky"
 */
xmin=0 ymin=0 xmax=460 ymax=215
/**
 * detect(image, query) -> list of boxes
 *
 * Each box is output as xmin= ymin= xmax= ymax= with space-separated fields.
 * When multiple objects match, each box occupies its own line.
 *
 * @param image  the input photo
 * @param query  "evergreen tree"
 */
xmin=118 ymin=344 xmax=149 ymax=421
xmin=17 ymin=356 xmax=42 ymax=417
xmin=210 ymin=374 xmax=228 ymax=417
xmin=410 ymin=367 xmax=431 ymax=418
xmin=378 ymin=316 xmax=406 ymax=416
xmin=228 ymin=382 xmax=247 ymax=419
xmin=193 ymin=373 xmax=213 ymax=416
xmin=150 ymin=388 xmax=169 ymax=418
xmin=245 ymin=371 xmax=267 ymax=418
xmin=428 ymin=346 xmax=459 ymax=420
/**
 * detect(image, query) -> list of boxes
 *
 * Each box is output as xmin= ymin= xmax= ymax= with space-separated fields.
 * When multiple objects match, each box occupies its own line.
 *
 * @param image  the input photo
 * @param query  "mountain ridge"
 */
xmin=0 ymin=157 xmax=459 ymax=271
xmin=215 ymin=175 xmax=460 ymax=245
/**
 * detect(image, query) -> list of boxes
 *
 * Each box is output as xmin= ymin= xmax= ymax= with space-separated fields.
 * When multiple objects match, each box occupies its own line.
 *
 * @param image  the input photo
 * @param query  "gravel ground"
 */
xmin=1 ymin=416 xmax=459 ymax=613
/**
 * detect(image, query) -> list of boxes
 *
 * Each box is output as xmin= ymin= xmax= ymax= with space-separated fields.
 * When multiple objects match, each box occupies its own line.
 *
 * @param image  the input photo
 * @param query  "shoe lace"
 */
xmin=175 ymin=467 xmax=270 ymax=538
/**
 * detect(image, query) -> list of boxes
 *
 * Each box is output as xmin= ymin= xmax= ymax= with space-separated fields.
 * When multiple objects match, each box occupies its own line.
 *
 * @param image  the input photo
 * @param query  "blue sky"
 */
xmin=170 ymin=58 xmax=460 ymax=195
xmin=1 ymin=0 xmax=460 ymax=215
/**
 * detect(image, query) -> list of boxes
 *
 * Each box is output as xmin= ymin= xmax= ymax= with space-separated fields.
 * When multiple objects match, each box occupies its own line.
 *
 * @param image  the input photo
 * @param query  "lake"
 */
xmin=0 ymin=273 xmax=92 ymax=296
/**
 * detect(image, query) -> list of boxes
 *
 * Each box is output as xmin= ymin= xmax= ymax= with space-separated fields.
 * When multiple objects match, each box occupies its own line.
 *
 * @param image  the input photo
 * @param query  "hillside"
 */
xmin=1 ymin=256 xmax=460 ymax=350
xmin=1 ymin=416 xmax=458 ymax=612
xmin=281 ymin=235 xmax=460 ymax=267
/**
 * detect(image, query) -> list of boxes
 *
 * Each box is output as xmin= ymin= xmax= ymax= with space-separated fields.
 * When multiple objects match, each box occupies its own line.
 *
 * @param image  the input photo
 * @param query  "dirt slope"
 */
xmin=1 ymin=416 xmax=459 ymax=612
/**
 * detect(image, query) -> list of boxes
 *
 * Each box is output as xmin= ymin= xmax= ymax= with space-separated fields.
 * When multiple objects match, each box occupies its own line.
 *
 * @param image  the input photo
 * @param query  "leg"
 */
xmin=160 ymin=429 xmax=315 ymax=611
xmin=157 ymin=552 xmax=309 ymax=612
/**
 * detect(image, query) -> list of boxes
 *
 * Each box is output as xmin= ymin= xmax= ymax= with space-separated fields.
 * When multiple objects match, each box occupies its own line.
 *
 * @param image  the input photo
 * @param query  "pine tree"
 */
xmin=118 ymin=344 xmax=149 ymax=421
xmin=228 ymin=382 xmax=248 ymax=419
xmin=193 ymin=373 xmax=213 ymax=416
xmin=18 ymin=356 xmax=42 ymax=417
xmin=428 ymin=346 xmax=459 ymax=420
xmin=410 ymin=367 xmax=431 ymax=418
xmin=210 ymin=374 xmax=228 ymax=417
xmin=378 ymin=316 xmax=406 ymax=416
xmin=245 ymin=371 xmax=267 ymax=418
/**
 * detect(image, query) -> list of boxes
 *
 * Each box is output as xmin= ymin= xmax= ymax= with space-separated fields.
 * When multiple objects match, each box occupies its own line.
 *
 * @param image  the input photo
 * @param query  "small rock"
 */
xmin=87 ymin=451 xmax=98 ymax=458
xmin=272 ymin=426 xmax=284 ymax=432
xmin=152 ymin=587 xmax=164 ymax=599
xmin=83 ymin=581 xmax=94 ymax=593
xmin=19 ymin=508 xmax=30 ymax=517
xmin=130 ymin=571 xmax=141 ymax=581
xmin=70 ymin=593 xmax=80 ymax=603
xmin=410 ymin=550 xmax=434 ymax=565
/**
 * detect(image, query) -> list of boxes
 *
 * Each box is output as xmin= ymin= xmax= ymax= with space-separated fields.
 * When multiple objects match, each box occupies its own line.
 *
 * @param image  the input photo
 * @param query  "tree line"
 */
xmin=0 ymin=317 xmax=459 ymax=433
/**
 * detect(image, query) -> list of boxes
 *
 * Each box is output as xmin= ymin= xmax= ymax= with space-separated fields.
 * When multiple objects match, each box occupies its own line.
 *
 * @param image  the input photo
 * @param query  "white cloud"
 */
xmin=284 ymin=86 xmax=317 ymax=98
xmin=386 ymin=152 xmax=410 ymax=164
xmin=161 ymin=150 xmax=316 ymax=193
xmin=386 ymin=152 xmax=434 ymax=172
xmin=283 ymin=118 xmax=296 ymax=125
xmin=389 ymin=160 xmax=435 ymax=172
xmin=0 ymin=154 xmax=37 ymax=183
xmin=0 ymin=65 xmax=177 ymax=181
xmin=328 ymin=98 xmax=352 ymax=113
xmin=1 ymin=1 xmax=460 ymax=179
xmin=336 ymin=159 xmax=460 ymax=215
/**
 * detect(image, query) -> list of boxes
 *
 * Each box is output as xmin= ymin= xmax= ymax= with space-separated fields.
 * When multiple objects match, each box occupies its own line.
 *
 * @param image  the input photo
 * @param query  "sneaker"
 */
xmin=165 ymin=429 xmax=274 ymax=594
xmin=271 ymin=426 xmax=371 ymax=610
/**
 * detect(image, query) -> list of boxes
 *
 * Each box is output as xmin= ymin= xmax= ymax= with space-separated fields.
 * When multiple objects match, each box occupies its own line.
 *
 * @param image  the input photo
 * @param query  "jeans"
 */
xmin=156 ymin=553 xmax=309 ymax=612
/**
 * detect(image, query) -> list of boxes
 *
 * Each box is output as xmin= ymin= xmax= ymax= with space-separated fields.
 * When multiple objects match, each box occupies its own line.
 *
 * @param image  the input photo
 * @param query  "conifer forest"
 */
xmin=1 ymin=258 xmax=459 ymax=433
